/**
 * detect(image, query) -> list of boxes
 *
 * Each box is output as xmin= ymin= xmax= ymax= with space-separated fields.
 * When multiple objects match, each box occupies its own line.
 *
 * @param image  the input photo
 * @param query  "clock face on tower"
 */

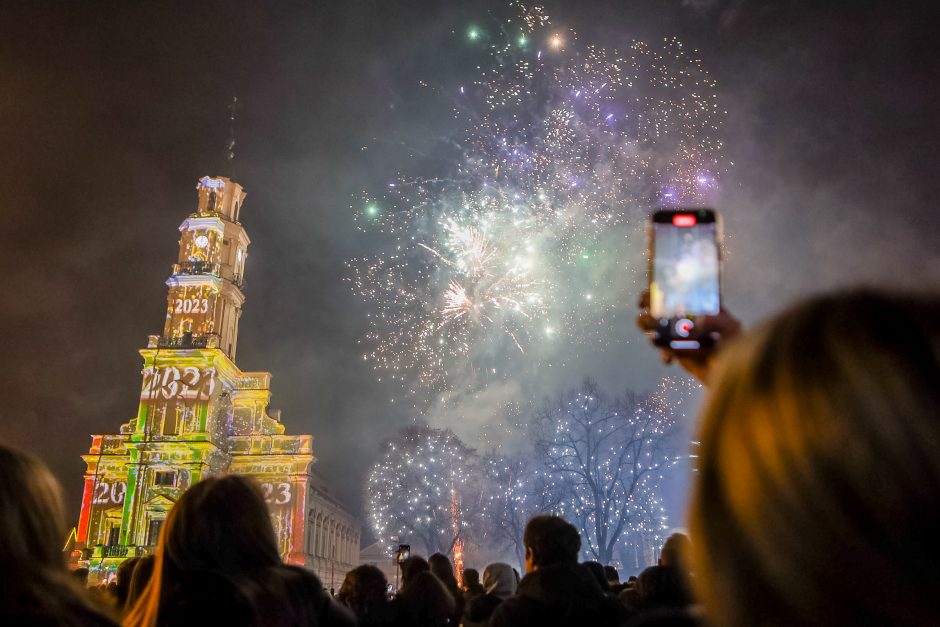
xmin=185 ymin=229 xmax=219 ymax=264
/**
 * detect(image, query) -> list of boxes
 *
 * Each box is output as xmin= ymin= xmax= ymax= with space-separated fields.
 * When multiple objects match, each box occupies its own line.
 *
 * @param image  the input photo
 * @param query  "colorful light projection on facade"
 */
xmin=74 ymin=176 xmax=359 ymax=583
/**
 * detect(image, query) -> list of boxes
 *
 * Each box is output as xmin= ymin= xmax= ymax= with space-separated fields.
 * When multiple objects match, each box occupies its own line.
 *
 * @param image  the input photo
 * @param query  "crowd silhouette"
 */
xmin=2 ymin=289 xmax=939 ymax=626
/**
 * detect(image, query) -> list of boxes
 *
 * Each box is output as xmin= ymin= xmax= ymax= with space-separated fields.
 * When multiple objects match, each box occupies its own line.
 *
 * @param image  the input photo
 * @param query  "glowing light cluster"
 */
xmin=367 ymin=426 xmax=477 ymax=557
xmin=479 ymin=452 xmax=564 ymax=568
xmin=349 ymin=4 xmax=725 ymax=395
xmin=368 ymin=378 xmax=697 ymax=571
xmin=537 ymin=380 xmax=685 ymax=565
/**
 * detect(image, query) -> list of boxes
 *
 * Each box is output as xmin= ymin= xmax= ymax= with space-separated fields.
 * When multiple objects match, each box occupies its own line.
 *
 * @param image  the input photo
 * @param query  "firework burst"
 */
xmin=349 ymin=4 xmax=725 ymax=396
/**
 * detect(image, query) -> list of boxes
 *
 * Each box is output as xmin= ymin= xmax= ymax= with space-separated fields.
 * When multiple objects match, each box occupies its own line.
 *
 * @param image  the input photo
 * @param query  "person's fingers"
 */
xmin=699 ymin=310 xmax=742 ymax=341
xmin=636 ymin=312 xmax=657 ymax=332
xmin=676 ymin=355 xmax=710 ymax=384
xmin=637 ymin=291 xmax=739 ymax=385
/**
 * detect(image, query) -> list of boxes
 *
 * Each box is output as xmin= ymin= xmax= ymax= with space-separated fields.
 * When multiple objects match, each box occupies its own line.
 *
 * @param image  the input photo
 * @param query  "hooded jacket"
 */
xmin=463 ymin=563 xmax=518 ymax=627
xmin=487 ymin=561 xmax=626 ymax=627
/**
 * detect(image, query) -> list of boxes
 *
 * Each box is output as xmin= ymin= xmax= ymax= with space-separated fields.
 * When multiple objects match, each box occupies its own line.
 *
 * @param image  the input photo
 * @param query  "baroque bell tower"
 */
xmin=73 ymin=174 xmax=359 ymax=583
xmin=164 ymin=176 xmax=248 ymax=358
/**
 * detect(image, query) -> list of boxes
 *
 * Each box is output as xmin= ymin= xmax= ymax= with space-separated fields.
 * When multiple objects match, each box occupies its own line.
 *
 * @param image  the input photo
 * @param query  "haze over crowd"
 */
xmin=0 ymin=0 xmax=936 ymax=522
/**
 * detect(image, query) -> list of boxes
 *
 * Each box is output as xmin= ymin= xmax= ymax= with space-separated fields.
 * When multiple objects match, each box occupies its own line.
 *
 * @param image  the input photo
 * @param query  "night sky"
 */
xmin=1 ymin=0 xmax=937 ymax=524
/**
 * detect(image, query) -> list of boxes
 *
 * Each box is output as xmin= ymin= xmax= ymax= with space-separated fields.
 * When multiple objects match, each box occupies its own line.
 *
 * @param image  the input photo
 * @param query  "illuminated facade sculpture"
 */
xmin=75 ymin=176 xmax=359 ymax=583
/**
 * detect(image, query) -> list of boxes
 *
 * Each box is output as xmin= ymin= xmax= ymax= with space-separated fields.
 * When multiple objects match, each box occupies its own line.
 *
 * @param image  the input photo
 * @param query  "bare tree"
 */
xmin=535 ymin=380 xmax=680 ymax=566
xmin=367 ymin=425 xmax=479 ymax=556
xmin=480 ymin=452 xmax=565 ymax=571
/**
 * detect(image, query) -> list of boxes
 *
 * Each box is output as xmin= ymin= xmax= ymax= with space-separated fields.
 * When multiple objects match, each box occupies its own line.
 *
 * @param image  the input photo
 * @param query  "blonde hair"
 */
xmin=691 ymin=290 xmax=940 ymax=626
xmin=124 ymin=475 xmax=296 ymax=627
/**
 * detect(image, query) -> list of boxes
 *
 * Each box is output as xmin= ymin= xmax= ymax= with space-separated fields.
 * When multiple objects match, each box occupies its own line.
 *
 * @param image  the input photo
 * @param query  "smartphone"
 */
xmin=396 ymin=544 xmax=411 ymax=564
xmin=648 ymin=208 xmax=721 ymax=350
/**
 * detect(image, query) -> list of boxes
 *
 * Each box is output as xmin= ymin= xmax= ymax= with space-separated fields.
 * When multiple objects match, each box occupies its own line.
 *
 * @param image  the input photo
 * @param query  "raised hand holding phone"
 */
xmin=639 ymin=208 xmax=741 ymax=383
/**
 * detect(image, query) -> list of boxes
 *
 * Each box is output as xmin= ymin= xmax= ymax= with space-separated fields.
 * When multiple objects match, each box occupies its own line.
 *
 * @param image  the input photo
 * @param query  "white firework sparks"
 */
xmin=349 ymin=4 xmax=724 ymax=396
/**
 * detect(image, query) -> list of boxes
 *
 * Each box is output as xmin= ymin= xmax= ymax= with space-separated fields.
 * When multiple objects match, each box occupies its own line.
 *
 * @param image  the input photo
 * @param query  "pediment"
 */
xmin=145 ymin=494 xmax=177 ymax=511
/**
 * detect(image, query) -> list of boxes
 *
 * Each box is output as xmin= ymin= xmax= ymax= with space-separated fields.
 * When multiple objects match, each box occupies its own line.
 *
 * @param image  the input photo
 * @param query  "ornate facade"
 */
xmin=74 ymin=175 xmax=359 ymax=584
xmin=306 ymin=472 xmax=361 ymax=591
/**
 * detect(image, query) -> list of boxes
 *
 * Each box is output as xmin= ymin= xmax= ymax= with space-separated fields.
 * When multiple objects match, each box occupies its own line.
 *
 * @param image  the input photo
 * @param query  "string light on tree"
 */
xmin=367 ymin=426 xmax=478 ymax=558
xmin=534 ymin=379 xmax=692 ymax=566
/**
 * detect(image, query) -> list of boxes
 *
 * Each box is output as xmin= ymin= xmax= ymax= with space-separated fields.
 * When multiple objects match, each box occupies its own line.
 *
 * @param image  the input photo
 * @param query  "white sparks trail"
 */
xmin=348 ymin=4 xmax=725 ymax=398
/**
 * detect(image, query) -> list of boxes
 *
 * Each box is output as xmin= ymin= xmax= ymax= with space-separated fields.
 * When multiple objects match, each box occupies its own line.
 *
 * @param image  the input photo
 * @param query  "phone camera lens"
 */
xmin=675 ymin=318 xmax=694 ymax=338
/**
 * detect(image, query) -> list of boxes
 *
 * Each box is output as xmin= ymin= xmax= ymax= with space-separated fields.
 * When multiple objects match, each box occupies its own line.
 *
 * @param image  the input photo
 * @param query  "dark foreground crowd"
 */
xmin=333 ymin=518 xmax=698 ymax=627
xmin=2 ymin=289 xmax=939 ymax=627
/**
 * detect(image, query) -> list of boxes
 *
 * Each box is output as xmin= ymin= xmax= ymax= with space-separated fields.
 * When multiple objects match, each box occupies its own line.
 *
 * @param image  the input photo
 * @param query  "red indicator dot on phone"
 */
xmin=675 ymin=318 xmax=694 ymax=337
xmin=673 ymin=214 xmax=696 ymax=227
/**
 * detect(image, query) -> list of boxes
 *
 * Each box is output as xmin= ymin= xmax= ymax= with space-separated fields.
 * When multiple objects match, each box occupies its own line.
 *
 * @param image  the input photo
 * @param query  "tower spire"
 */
xmin=72 ymin=173 xmax=357 ymax=585
xmin=225 ymin=96 xmax=240 ymax=177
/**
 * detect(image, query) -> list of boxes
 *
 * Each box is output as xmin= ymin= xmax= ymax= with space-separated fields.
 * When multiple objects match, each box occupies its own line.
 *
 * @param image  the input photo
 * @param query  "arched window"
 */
xmin=162 ymin=401 xmax=182 ymax=436
xmin=315 ymin=515 xmax=323 ymax=556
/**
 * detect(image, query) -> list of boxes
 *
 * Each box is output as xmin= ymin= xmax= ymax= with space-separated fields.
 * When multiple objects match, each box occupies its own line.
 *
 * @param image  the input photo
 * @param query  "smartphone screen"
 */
xmin=396 ymin=545 xmax=411 ymax=563
xmin=649 ymin=208 xmax=720 ymax=325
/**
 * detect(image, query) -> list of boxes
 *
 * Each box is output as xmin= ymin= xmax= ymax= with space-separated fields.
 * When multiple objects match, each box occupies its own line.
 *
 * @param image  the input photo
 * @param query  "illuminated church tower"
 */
xmin=75 ymin=176 xmax=360 ymax=583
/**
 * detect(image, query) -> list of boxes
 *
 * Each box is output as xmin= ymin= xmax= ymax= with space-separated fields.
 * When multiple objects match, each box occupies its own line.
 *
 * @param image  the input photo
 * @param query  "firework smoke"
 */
xmin=349 ymin=4 xmax=724 ymax=401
